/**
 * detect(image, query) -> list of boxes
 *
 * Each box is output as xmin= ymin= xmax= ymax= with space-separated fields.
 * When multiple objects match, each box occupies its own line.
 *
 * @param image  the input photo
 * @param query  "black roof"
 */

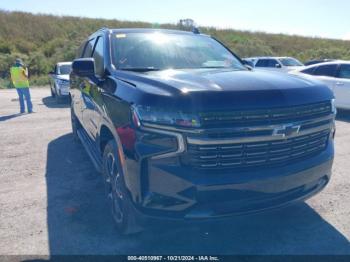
xmin=107 ymin=28 xmax=200 ymax=35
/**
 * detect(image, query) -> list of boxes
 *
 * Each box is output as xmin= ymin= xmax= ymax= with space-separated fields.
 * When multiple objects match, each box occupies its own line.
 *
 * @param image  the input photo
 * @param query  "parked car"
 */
xmin=290 ymin=61 xmax=350 ymax=109
xmin=49 ymin=62 xmax=72 ymax=102
xmin=248 ymin=57 xmax=304 ymax=72
xmin=70 ymin=28 xmax=335 ymax=234
xmin=304 ymin=59 xmax=335 ymax=66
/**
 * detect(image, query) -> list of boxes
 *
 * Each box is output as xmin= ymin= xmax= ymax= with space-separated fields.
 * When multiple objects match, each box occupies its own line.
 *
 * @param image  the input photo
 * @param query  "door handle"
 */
xmin=336 ymin=82 xmax=344 ymax=86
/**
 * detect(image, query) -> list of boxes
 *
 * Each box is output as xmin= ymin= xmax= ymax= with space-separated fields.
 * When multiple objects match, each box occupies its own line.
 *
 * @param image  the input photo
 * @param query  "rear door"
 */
xmin=334 ymin=64 xmax=350 ymax=109
xmin=71 ymin=38 xmax=96 ymax=129
xmin=79 ymin=38 xmax=97 ymax=135
xmin=311 ymin=64 xmax=339 ymax=89
xmin=82 ymin=35 xmax=105 ymax=139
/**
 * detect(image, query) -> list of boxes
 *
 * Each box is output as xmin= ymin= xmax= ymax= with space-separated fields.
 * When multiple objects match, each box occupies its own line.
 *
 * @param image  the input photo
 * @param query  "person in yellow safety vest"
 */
xmin=10 ymin=59 xmax=33 ymax=113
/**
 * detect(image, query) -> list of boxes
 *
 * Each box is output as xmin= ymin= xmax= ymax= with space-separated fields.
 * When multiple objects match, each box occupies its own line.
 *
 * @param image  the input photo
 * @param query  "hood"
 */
xmin=114 ymin=68 xmax=333 ymax=112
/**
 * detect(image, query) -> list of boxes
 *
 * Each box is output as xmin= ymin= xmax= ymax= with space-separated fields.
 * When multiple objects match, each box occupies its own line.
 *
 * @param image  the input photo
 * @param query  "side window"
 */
xmin=83 ymin=39 xmax=95 ymax=58
xmin=301 ymin=67 xmax=316 ymax=75
xmin=92 ymin=37 xmax=104 ymax=77
xmin=54 ymin=65 xmax=58 ymax=74
xmin=76 ymin=41 xmax=86 ymax=58
xmin=313 ymin=64 xmax=338 ymax=77
xmin=337 ymin=64 xmax=350 ymax=79
xmin=267 ymin=59 xmax=279 ymax=68
xmin=255 ymin=59 xmax=267 ymax=67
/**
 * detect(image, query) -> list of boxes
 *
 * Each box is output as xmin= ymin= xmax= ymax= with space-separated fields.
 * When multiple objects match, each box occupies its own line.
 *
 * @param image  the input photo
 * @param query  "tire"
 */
xmin=70 ymin=107 xmax=80 ymax=142
xmin=102 ymin=140 xmax=142 ymax=235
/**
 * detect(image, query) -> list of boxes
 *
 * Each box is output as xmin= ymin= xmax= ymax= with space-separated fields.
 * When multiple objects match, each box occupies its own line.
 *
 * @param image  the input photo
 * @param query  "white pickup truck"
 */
xmin=245 ymin=57 xmax=304 ymax=73
xmin=49 ymin=62 xmax=72 ymax=103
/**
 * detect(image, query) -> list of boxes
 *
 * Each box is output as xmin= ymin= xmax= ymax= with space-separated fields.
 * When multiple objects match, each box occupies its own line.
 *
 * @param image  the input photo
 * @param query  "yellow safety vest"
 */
xmin=10 ymin=66 xmax=30 ymax=88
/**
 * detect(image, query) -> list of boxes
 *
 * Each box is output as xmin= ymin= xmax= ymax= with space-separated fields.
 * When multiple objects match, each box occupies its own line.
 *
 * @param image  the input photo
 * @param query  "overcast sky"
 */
xmin=2 ymin=0 xmax=350 ymax=40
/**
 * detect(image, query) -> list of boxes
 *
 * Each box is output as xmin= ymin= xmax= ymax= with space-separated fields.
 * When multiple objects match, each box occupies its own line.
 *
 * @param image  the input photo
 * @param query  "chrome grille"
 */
xmin=199 ymin=101 xmax=332 ymax=127
xmin=184 ymin=129 xmax=330 ymax=169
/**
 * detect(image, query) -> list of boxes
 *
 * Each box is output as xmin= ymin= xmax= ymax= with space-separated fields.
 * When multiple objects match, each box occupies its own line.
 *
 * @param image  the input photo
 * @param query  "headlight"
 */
xmin=331 ymin=99 xmax=337 ymax=114
xmin=133 ymin=106 xmax=200 ymax=128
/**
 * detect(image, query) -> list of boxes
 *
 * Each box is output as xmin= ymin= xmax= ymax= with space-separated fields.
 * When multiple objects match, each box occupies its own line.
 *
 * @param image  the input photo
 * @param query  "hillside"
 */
xmin=1 ymin=10 xmax=350 ymax=88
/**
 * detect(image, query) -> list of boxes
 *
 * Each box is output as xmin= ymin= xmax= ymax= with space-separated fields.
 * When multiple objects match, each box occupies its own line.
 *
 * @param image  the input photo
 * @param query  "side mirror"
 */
xmin=245 ymin=65 xmax=253 ymax=71
xmin=275 ymin=63 xmax=282 ymax=68
xmin=48 ymin=71 xmax=54 ymax=75
xmin=72 ymin=58 xmax=96 ymax=77
xmin=242 ymin=60 xmax=254 ymax=67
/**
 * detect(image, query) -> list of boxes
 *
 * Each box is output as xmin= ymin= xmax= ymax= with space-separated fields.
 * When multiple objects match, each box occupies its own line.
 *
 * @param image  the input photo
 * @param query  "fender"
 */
xmin=97 ymin=97 xmax=143 ymax=204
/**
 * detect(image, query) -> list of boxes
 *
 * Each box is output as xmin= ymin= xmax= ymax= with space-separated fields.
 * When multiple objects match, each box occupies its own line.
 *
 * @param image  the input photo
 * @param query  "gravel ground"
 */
xmin=0 ymin=88 xmax=349 ymax=256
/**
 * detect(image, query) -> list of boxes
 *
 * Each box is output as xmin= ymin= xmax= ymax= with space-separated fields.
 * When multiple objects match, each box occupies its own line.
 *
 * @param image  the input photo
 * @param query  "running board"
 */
xmin=77 ymin=128 xmax=102 ymax=173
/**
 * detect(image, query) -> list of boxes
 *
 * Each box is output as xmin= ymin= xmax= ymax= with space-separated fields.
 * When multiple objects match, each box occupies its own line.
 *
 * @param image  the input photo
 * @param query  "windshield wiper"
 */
xmin=119 ymin=67 xmax=161 ymax=72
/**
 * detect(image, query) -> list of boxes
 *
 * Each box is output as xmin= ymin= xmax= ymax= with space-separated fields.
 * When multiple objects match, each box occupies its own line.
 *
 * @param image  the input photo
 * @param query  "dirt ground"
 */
xmin=0 ymin=88 xmax=349 ymax=256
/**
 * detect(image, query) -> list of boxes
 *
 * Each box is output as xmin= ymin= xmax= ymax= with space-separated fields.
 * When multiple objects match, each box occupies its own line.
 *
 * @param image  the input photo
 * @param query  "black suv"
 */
xmin=70 ymin=28 xmax=336 ymax=234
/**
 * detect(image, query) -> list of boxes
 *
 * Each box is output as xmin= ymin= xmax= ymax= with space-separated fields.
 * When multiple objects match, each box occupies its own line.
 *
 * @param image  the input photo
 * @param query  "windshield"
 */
xmin=58 ymin=64 xmax=72 ymax=75
xmin=111 ymin=32 xmax=245 ymax=71
xmin=279 ymin=58 xmax=303 ymax=67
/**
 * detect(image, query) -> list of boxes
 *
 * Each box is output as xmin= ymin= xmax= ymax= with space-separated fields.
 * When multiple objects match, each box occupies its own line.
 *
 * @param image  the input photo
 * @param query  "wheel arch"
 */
xmin=99 ymin=124 xmax=115 ymax=155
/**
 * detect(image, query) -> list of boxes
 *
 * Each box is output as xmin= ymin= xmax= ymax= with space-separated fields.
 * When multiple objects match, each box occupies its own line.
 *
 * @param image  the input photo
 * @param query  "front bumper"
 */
xmin=125 ymin=138 xmax=333 ymax=220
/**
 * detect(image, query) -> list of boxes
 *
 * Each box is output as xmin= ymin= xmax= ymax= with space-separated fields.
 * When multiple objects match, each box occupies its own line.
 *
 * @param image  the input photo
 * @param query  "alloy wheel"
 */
xmin=105 ymin=152 xmax=124 ymax=224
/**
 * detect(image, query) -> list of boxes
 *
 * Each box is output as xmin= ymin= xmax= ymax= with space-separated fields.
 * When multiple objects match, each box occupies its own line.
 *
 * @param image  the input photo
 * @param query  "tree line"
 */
xmin=1 ymin=10 xmax=350 ymax=88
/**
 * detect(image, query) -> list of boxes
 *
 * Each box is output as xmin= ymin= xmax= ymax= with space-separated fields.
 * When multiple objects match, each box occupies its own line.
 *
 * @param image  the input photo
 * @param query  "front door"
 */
xmin=333 ymin=64 xmax=350 ymax=109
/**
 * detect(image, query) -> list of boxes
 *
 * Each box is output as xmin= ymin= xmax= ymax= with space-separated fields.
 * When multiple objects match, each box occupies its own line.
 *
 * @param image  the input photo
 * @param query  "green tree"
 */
xmin=1 ymin=10 xmax=350 ymax=88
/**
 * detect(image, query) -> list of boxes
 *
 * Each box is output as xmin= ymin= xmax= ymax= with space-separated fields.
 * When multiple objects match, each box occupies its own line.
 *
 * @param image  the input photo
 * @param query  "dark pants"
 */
xmin=16 ymin=88 xmax=33 ymax=113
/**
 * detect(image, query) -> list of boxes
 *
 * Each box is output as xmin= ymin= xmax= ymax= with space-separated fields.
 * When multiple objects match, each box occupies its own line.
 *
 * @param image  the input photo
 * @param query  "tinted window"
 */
xmin=255 ymin=59 xmax=278 ymax=68
xmin=83 ymin=39 xmax=95 ymax=58
xmin=267 ymin=59 xmax=279 ymax=67
xmin=338 ymin=64 xmax=350 ymax=79
xmin=255 ymin=59 xmax=267 ymax=67
xmin=112 ymin=33 xmax=245 ymax=70
xmin=313 ymin=64 xmax=338 ymax=77
xmin=58 ymin=64 xmax=72 ymax=75
xmin=76 ymin=41 xmax=86 ymax=58
xmin=301 ymin=67 xmax=316 ymax=75
xmin=93 ymin=37 xmax=104 ymax=76
xmin=279 ymin=58 xmax=303 ymax=67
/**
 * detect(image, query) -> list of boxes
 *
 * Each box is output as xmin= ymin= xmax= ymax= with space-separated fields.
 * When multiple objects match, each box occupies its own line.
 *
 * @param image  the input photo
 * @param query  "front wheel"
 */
xmin=102 ymin=140 xmax=142 ymax=235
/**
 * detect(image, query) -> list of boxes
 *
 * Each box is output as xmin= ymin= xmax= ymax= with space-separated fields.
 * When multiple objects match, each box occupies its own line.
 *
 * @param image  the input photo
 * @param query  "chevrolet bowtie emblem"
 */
xmin=273 ymin=124 xmax=301 ymax=138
